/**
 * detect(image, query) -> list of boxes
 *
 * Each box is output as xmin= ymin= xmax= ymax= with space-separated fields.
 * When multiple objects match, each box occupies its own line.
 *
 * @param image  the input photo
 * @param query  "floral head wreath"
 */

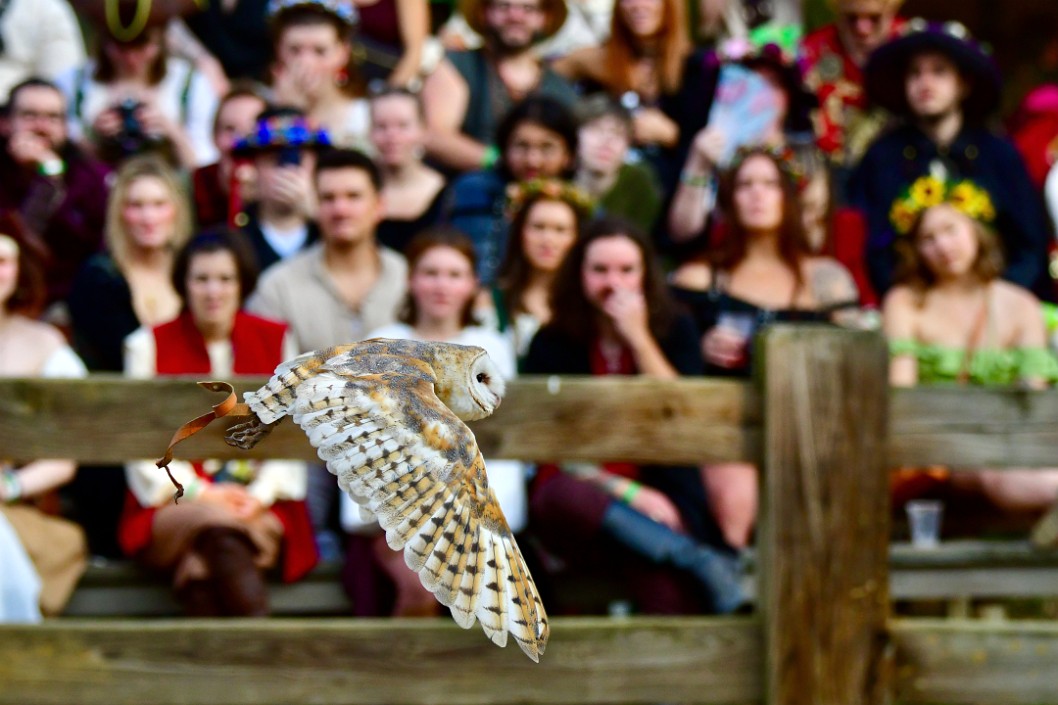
xmin=889 ymin=175 xmax=996 ymax=235
xmin=266 ymin=0 xmax=358 ymax=26
xmin=232 ymin=114 xmax=333 ymax=156
xmin=728 ymin=144 xmax=805 ymax=188
xmin=504 ymin=179 xmax=595 ymax=220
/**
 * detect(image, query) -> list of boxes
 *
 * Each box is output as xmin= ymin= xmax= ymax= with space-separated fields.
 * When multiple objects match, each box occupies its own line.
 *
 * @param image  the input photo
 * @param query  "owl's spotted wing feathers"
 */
xmin=232 ymin=341 xmax=548 ymax=661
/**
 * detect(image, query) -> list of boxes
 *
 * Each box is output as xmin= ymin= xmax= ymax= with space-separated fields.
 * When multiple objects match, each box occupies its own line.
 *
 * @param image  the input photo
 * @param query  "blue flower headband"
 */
xmin=233 ymin=115 xmax=333 ymax=155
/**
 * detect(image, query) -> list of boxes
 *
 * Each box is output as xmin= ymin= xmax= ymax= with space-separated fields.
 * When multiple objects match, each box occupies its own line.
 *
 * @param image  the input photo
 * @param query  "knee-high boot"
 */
xmin=600 ymin=501 xmax=746 ymax=614
xmin=196 ymin=527 xmax=270 ymax=617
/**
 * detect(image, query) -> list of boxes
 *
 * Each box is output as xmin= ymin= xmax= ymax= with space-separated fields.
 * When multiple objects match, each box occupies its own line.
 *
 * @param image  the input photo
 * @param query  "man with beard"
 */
xmin=849 ymin=21 xmax=1052 ymax=300
xmin=421 ymin=0 xmax=577 ymax=172
xmin=0 ymin=78 xmax=110 ymax=314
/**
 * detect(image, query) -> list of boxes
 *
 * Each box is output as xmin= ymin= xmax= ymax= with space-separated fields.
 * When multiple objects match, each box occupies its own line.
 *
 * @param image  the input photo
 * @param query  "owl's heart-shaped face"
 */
xmin=465 ymin=349 xmax=505 ymax=417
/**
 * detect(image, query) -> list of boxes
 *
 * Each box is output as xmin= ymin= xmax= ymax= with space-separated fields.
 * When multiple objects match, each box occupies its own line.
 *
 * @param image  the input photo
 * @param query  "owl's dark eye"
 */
xmin=476 ymin=373 xmax=488 ymax=383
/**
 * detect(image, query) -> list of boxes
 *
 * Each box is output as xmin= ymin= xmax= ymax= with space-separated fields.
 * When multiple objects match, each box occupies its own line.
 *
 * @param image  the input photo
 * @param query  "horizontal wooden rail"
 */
xmin=4 ymin=617 xmax=1058 ymax=705
xmin=2 ymin=376 xmax=1058 ymax=468
xmin=0 ymin=617 xmax=763 ymax=705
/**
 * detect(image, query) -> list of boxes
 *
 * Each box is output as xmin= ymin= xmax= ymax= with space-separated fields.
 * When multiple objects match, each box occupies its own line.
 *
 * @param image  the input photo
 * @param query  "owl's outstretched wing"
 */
xmin=288 ymin=362 xmax=549 ymax=662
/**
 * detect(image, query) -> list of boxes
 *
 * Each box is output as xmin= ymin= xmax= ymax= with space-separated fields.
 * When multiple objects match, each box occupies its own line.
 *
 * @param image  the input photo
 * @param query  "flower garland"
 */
xmin=233 ymin=114 xmax=333 ymax=154
xmin=888 ymin=175 xmax=996 ymax=235
xmin=504 ymin=179 xmax=595 ymax=220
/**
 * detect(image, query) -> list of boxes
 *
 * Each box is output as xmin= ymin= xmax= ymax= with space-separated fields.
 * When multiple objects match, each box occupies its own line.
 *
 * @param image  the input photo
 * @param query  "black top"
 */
xmin=671 ymin=279 xmax=828 ymax=378
xmin=375 ymin=187 xmax=446 ymax=255
xmin=68 ymin=253 xmax=140 ymax=372
xmin=524 ymin=312 xmax=704 ymax=377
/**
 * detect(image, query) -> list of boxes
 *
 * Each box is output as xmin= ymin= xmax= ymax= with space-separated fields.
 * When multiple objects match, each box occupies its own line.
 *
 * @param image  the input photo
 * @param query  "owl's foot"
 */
xmin=225 ymin=416 xmax=278 ymax=449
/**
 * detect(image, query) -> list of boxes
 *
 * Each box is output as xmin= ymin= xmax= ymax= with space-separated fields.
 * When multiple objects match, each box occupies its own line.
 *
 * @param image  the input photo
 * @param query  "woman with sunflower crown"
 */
xmin=884 ymin=183 xmax=1058 ymax=519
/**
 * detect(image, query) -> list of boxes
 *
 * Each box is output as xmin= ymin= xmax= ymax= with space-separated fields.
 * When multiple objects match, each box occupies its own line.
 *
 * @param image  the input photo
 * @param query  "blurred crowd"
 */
xmin=3 ymin=0 xmax=1058 ymax=623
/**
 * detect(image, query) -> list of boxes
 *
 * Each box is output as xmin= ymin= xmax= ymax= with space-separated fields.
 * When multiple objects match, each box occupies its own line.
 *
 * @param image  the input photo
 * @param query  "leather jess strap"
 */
xmin=155 ymin=381 xmax=251 ymax=500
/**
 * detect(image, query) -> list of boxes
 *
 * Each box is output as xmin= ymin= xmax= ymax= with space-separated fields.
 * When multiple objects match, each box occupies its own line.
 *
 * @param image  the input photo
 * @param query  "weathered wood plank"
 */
xmin=0 ymin=617 xmax=762 ymax=705
xmin=4 ymin=377 xmax=1058 ymax=469
xmin=758 ymin=327 xmax=891 ymax=705
xmin=892 ymin=619 xmax=1058 ymax=704
xmin=0 ymin=376 xmax=760 ymax=465
xmin=889 ymin=385 xmax=1058 ymax=468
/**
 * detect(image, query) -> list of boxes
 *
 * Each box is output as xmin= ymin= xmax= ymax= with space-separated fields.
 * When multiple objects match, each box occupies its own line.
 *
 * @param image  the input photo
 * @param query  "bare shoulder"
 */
xmin=669 ymin=260 xmax=713 ymax=291
xmin=881 ymin=285 xmax=919 ymax=337
xmin=881 ymin=284 xmax=917 ymax=312
xmin=992 ymin=279 xmax=1040 ymax=312
xmin=552 ymin=47 xmax=604 ymax=79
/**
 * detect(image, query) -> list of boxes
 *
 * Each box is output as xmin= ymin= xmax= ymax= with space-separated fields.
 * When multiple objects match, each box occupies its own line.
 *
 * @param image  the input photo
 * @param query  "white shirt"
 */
xmin=339 ymin=322 xmax=528 ymax=533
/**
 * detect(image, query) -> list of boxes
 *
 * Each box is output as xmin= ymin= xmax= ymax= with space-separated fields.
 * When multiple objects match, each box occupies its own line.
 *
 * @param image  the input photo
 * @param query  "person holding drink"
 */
xmin=669 ymin=146 xmax=860 ymax=549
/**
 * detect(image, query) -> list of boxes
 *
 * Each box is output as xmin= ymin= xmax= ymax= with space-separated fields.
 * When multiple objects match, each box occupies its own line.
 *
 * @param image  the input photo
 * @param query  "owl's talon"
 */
xmin=225 ymin=417 xmax=277 ymax=449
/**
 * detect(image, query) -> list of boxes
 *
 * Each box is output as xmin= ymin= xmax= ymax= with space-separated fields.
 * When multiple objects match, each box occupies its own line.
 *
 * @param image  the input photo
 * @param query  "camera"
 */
xmin=101 ymin=98 xmax=162 ymax=163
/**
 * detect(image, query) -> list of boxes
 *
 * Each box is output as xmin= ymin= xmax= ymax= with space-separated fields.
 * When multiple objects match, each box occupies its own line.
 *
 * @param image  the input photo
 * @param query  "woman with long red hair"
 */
xmin=553 ymin=0 xmax=689 ymax=152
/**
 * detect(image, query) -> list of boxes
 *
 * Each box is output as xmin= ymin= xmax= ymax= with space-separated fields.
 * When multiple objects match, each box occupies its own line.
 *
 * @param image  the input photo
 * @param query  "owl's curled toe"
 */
xmin=225 ymin=416 xmax=278 ymax=449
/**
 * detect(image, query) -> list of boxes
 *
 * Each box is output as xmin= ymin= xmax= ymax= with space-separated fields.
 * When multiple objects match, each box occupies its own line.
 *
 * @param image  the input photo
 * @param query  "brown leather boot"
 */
xmin=196 ymin=527 xmax=270 ymax=617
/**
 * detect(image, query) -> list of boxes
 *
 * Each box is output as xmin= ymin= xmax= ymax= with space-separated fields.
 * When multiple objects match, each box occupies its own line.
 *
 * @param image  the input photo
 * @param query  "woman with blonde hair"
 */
xmin=70 ymin=154 xmax=192 ymax=372
xmin=67 ymin=154 xmax=192 ymax=556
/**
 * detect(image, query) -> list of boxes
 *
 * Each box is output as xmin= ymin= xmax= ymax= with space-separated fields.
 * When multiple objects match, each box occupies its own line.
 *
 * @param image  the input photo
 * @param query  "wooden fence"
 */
xmin=2 ymin=326 xmax=1058 ymax=705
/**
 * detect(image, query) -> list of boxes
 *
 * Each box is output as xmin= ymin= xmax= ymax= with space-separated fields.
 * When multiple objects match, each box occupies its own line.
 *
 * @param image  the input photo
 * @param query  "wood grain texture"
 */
xmin=0 ymin=376 xmax=760 ymax=465
xmin=757 ymin=327 xmax=891 ymax=705
xmin=889 ymin=385 xmax=1058 ymax=468
xmin=0 ymin=617 xmax=762 ymax=705
xmin=892 ymin=619 xmax=1058 ymax=704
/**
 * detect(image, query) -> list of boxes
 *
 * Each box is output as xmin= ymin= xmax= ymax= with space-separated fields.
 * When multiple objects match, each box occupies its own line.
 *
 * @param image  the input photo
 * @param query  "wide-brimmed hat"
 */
xmin=232 ymin=112 xmax=333 ymax=157
xmin=71 ymin=0 xmax=203 ymax=43
xmin=864 ymin=19 xmax=1001 ymax=120
xmin=460 ymin=0 xmax=568 ymax=43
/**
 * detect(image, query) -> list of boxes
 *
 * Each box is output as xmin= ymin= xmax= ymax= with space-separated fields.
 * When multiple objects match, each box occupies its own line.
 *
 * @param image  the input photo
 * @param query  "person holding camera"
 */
xmin=230 ymin=107 xmax=331 ymax=273
xmin=56 ymin=13 xmax=219 ymax=169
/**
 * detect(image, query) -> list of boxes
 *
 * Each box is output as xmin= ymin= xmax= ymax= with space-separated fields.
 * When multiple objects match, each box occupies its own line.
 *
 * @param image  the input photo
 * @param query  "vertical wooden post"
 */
xmin=757 ymin=326 xmax=891 ymax=705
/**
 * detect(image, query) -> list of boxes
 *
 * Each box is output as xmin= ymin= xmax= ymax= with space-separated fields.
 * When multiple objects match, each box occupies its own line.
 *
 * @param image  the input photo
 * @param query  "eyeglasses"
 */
xmin=12 ymin=109 xmax=65 ymax=124
xmin=489 ymin=1 xmax=542 ymax=15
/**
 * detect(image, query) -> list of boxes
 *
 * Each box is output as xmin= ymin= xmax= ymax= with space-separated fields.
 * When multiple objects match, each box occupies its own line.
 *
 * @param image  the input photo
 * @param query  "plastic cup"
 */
xmin=906 ymin=499 xmax=944 ymax=548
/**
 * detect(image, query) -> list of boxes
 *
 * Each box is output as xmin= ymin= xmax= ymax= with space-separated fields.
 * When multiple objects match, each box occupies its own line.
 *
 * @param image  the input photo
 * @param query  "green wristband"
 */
xmin=621 ymin=480 xmax=641 ymax=503
xmin=481 ymin=144 xmax=500 ymax=169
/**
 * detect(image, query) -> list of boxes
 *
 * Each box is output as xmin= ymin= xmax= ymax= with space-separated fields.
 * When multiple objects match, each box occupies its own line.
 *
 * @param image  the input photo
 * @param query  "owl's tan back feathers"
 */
xmin=226 ymin=339 xmax=549 ymax=661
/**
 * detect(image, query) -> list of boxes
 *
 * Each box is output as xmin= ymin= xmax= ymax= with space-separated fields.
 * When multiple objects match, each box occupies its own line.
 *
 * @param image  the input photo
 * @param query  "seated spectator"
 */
xmin=553 ymin=0 xmax=690 ymax=157
xmin=573 ymin=95 xmax=663 ymax=232
xmin=246 ymin=148 xmax=407 ymax=559
xmin=340 ymin=228 xmax=527 ymax=616
xmin=369 ymin=87 xmax=447 ymax=254
xmin=439 ymin=0 xmax=612 ymax=60
xmin=477 ymin=178 xmax=593 ymax=362
xmin=192 ymin=83 xmax=268 ymax=229
xmin=669 ymin=147 xmax=859 ymax=549
xmin=69 ymin=155 xmax=192 ymax=372
xmin=883 ymin=182 xmax=1058 ymax=515
xmin=421 ymin=0 xmax=577 ymax=173
xmin=851 ymin=20 xmax=1052 ymax=300
xmin=119 ymin=229 xmax=316 ymax=616
xmin=0 ymin=0 xmax=85 ymax=99
xmin=231 ymin=108 xmax=330 ymax=272
xmin=66 ymin=156 xmax=192 ymax=556
xmin=268 ymin=0 xmax=370 ymax=150
xmin=524 ymin=216 xmax=744 ymax=615
xmin=668 ymin=29 xmax=817 ymax=246
xmin=56 ymin=11 xmax=220 ymax=168
xmin=0 ymin=78 xmax=111 ymax=315
xmin=800 ymin=0 xmax=906 ymax=175
xmin=443 ymin=95 xmax=578 ymax=285
xmin=0 ymin=216 xmax=87 ymax=622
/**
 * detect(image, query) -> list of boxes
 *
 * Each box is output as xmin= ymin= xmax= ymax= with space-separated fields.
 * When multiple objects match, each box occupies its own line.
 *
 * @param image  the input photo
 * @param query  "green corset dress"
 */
xmin=890 ymin=340 xmax=1058 ymax=385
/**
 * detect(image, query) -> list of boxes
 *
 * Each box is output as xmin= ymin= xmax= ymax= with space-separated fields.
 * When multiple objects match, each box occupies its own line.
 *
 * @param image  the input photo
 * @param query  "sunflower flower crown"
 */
xmin=504 ymin=179 xmax=595 ymax=220
xmin=889 ymin=175 xmax=996 ymax=235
